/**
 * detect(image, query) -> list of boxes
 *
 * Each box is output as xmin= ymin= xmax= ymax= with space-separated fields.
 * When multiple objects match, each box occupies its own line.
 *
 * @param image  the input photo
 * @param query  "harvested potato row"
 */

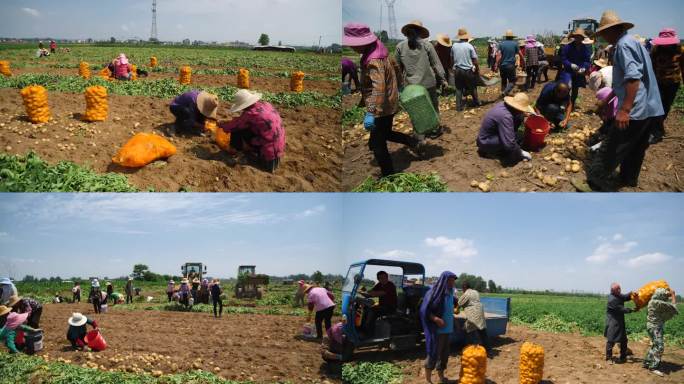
xmin=20 ymin=85 xmax=51 ymax=123
xmin=459 ymin=344 xmax=487 ymax=384
xmin=179 ymin=66 xmax=192 ymax=84
xmin=130 ymin=64 xmax=138 ymax=81
xmin=520 ymin=342 xmax=544 ymax=384
xmin=290 ymin=71 xmax=305 ymax=93
xmin=0 ymin=60 xmax=12 ymax=77
xmin=83 ymin=86 xmax=108 ymax=122
xmin=237 ymin=68 xmax=250 ymax=89
xmin=78 ymin=61 xmax=91 ymax=79
xmin=150 ymin=56 xmax=158 ymax=67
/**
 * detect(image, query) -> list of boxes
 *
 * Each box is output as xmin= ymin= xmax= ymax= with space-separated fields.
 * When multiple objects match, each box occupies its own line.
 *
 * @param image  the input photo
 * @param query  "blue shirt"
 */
xmin=498 ymin=40 xmax=519 ymax=67
xmin=451 ymin=41 xmax=478 ymax=70
xmin=536 ymin=82 xmax=570 ymax=109
xmin=437 ymin=292 xmax=454 ymax=334
xmin=612 ymin=33 xmax=664 ymax=120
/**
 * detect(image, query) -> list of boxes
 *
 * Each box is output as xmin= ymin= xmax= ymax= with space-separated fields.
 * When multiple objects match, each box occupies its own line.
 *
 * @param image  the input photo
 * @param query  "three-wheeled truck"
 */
xmin=339 ymin=259 xmax=510 ymax=360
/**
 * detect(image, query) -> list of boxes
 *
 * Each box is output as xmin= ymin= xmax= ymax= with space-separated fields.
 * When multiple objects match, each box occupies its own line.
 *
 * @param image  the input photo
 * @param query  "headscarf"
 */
xmin=525 ymin=35 xmax=537 ymax=49
xmin=3 ymin=312 xmax=28 ymax=330
xmin=361 ymin=41 xmax=389 ymax=67
xmin=117 ymin=53 xmax=129 ymax=65
xmin=596 ymin=87 xmax=618 ymax=120
xmin=419 ymin=271 xmax=457 ymax=359
xmin=326 ymin=322 xmax=344 ymax=345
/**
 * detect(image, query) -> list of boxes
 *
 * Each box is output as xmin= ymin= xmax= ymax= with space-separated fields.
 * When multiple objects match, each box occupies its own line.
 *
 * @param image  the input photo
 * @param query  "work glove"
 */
xmin=363 ymin=112 xmax=376 ymax=131
xmin=521 ymin=150 xmax=532 ymax=161
xmin=570 ymin=63 xmax=579 ymax=72
xmin=578 ymin=67 xmax=586 ymax=74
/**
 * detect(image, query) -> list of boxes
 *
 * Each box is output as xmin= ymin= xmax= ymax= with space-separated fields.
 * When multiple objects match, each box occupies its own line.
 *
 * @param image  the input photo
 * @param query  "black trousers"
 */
xmin=27 ymin=306 xmax=42 ymax=328
xmin=500 ymin=65 xmax=517 ymax=96
xmin=126 ymin=292 xmax=133 ymax=304
xmin=73 ymin=292 xmax=80 ymax=303
xmin=315 ymin=306 xmax=334 ymax=339
xmin=453 ymin=67 xmax=479 ymax=110
xmin=212 ymin=298 xmax=223 ymax=317
xmin=653 ymin=81 xmax=680 ymax=139
xmin=588 ymin=117 xmax=657 ymax=189
xmin=167 ymin=292 xmax=173 ymax=302
xmin=525 ymin=65 xmax=539 ymax=90
xmin=539 ymin=103 xmax=565 ymax=129
xmin=368 ymin=114 xmax=416 ymax=177
xmin=606 ymin=339 xmax=628 ymax=360
xmin=92 ymin=297 xmax=101 ymax=313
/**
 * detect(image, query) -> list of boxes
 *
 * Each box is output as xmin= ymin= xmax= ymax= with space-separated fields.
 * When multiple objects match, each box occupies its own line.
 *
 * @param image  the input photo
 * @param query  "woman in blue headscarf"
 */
xmin=420 ymin=271 xmax=456 ymax=384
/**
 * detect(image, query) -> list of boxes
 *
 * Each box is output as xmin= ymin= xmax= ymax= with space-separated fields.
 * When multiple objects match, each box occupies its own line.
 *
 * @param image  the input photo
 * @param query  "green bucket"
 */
xmin=399 ymin=84 xmax=439 ymax=134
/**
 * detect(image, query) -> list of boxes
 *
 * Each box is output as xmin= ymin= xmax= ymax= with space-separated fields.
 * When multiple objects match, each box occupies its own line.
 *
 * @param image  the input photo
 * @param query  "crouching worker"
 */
xmin=0 ymin=307 xmax=39 ymax=353
xmin=169 ymin=90 xmax=219 ymax=135
xmin=476 ymin=93 xmax=534 ymax=164
xmin=113 ymin=53 xmax=132 ymax=81
xmin=587 ymin=87 xmax=618 ymax=150
xmin=321 ymin=322 xmax=348 ymax=362
xmin=534 ymin=81 xmax=572 ymax=130
xmin=66 ymin=312 xmax=98 ymax=351
xmin=219 ymin=89 xmax=285 ymax=173
xmin=8 ymin=295 xmax=43 ymax=328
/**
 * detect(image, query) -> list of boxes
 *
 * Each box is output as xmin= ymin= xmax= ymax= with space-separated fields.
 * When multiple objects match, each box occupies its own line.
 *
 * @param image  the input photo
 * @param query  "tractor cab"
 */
xmin=341 ymin=259 xmax=429 ymax=356
xmin=181 ymin=262 xmax=207 ymax=280
xmin=565 ymin=18 xmax=599 ymax=37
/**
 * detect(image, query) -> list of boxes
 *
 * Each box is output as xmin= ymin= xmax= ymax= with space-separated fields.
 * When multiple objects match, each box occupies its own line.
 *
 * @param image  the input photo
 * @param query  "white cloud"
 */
xmin=364 ymin=249 xmax=416 ymax=260
xmin=586 ymin=237 xmax=638 ymax=264
xmin=626 ymin=253 xmax=672 ymax=269
xmin=424 ymin=236 xmax=478 ymax=262
xmin=21 ymin=7 xmax=40 ymax=17
xmin=0 ymin=232 xmax=8 ymax=237
xmin=296 ymin=205 xmax=326 ymax=218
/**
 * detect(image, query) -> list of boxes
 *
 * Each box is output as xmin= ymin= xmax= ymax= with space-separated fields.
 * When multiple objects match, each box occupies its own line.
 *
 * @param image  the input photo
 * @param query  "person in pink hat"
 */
xmin=649 ymin=28 xmax=683 ymax=144
xmin=342 ymin=23 xmax=421 ymax=177
xmin=113 ymin=53 xmax=132 ymax=81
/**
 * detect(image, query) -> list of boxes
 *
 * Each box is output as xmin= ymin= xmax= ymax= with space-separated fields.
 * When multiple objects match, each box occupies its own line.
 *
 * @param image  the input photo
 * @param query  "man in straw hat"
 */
xmin=477 ymin=92 xmax=535 ymax=164
xmin=66 ymin=312 xmax=98 ymax=350
xmin=432 ymin=33 xmax=454 ymax=93
xmin=169 ymin=90 xmax=219 ymax=135
xmin=585 ymin=10 xmax=663 ymax=191
xmin=559 ymin=28 xmax=592 ymax=107
xmin=219 ymin=89 xmax=285 ymax=173
xmin=451 ymin=28 xmax=481 ymax=111
xmin=343 ymin=22 xmax=422 ymax=177
xmin=396 ymin=20 xmax=447 ymax=117
xmin=495 ymin=29 xmax=524 ymax=97
xmin=649 ymin=27 xmax=684 ymax=144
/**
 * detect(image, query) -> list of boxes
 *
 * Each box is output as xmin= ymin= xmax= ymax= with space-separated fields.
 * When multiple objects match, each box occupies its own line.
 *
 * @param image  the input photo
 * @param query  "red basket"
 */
xmin=84 ymin=330 xmax=107 ymax=351
xmin=523 ymin=115 xmax=551 ymax=151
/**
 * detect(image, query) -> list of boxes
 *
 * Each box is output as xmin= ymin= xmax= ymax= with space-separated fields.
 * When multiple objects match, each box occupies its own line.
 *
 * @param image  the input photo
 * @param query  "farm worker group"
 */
xmin=0 ymin=289 xmax=44 ymax=354
xmin=605 ymin=283 xmax=678 ymax=377
xmin=342 ymin=9 xmax=682 ymax=191
xmin=169 ymin=89 xmax=285 ymax=173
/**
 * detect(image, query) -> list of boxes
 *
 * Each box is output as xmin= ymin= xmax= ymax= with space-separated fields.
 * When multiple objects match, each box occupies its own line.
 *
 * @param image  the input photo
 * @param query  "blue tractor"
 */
xmin=339 ymin=259 xmax=511 ymax=360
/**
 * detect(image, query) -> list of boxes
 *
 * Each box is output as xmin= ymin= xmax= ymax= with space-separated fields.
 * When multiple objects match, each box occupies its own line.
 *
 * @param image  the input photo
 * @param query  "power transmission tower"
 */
xmin=384 ymin=0 xmax=399 ymax=41
xmin=150 ymin=0 xmax=158 ymax=42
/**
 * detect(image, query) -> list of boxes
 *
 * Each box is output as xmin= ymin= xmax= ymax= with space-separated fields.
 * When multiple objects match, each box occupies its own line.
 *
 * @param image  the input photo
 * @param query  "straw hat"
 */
xmin=436 ymin=33 xmax=452 ymax=47
xmin=169 ymin=280 xmax=175 ymax=284
xmin=570 ymin=28 xmax=588 ymax=39
xmin=504 ymin=93 xmax=536 ymax=114
xmin=401 ymin=20 xmax=430 ymax=39
xmin=181 ymin=278 xmax=189 ymax=284
xmin=7 ymin=295 xmax=20 ymax=307
xmin=106 ymin=282 xmax=112 ymax=286
xmin=0 ymin=305 xmax=10 ymax=317
xmin=503 ymin=29 xmax=516 ymax=39
xmin=342 ymin=23 xmax=378 ymax=47
xmin=457 ymin=28 xmax=471 ymax=41
xmin=230 ymin=89 xmax=262 ymax=113
xmin=583 ymin=37 xmax=595 ymax=45
xmin=560 ymin=35 xmax=571 ymax=45
xmin=68 ymin=312 xmax=88 ymax=327
xmin=196 ymin=91 xmax=219 ymax=120
xmin=593 ymin=58 xmax=609 ymax=68
xmin=596 ymin=10 xmax=634 ymax=34
xmin=302 ymin=284 xmax=314 ymax=293
xmin=192 ymin=278 xmax=200 ymax=284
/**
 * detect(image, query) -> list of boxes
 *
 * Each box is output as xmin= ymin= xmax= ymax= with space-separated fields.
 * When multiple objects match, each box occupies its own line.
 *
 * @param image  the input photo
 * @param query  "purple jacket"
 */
xmin=170 ymin=90 xmax=203 ymax=120
xmin=476 ymin=102 xmax=523 ymax=158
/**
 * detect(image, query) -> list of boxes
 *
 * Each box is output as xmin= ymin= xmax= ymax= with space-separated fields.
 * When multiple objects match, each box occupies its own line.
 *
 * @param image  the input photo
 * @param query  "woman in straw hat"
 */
xmin=66 ymin=312 xmax=98 ymax=350
xmin=649 ymin=27 xmax=684 ymax=144
xmin=178 ymin=278 xmax=191 ymax=306
xmin=169 ymin=90 xmax=219 ymax=135
xmin=451 ymin=28 xmax=481 ymax=111
xmin=559 ymin=28 xmax=592 ymax=108
xmin=342 ymin=22 xmax=421 ymax=177
xmin=219 ymin=89 xmax=285 ymax=173
xmin=476 ymin=92 xmax=535 ymax=164
xmin=166 ymin=280 xmax=175 ymax=303
xmin=8 ymin=295 xmax=42 ymax=329
xmin=495 ymin=29 xmax=524 ymax=97
xmin=523 ymin=35 xmax=543 ymax=91
xmin=0 ymin=307 xmax=38 ymax=353
xmin=584 ymin=10 xmax=663 ymax=191
xmin=396 ymin=20 xmax=447 ymax=117
xmin=303 ymin=283 xmax=335 ymax=339
xmin=432 ymin=33 xmax=454 ymax=93
xmin=588 ymin=58 xmax=613 ymax=91
xmin=209 ymin=279 xmax=223 ymax=318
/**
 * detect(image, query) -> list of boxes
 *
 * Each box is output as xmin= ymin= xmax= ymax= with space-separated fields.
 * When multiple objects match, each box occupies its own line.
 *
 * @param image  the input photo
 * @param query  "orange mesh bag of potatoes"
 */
xmin=112 ymin=133 xmax=177 ymax=168
xmin=20 ymin=85 xmax=51 ymax=123
xmin=459 ymin=344 xmax=487 ymax=384
xmin=631 ymin=280 xmax=670 ymax=310
xmin=130 ymin=64 xmax=138 ymax=81
xmin=519 ymin=342 xmax=544 ymax=384
xmin=237 ymin=68 xmax=250 ymax=89
xmin=204 ymin=120 xmax=231 ymax=151
xmin=83 ymin=86 xmax=108 ymax=122
xmin=290 ymin=71 xmax=305 ymax=93
xmin=0 ymin=60 xmax=13 ymax=77
xmin=100 ymin=67 xmax=112 ymax=80
xmin=150 ymin=56 xmax=158 ymax=67
xmin=78 ymin=61 xmax=91 ymax=79
xmin=179 ymin=66 xmax=192 ymax=84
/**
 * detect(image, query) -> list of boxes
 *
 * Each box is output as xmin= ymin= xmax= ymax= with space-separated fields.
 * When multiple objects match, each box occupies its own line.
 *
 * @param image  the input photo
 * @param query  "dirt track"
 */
xmin=36 ymin=303 xmax=339 ymax=383
xmin=342 ymin=69 xmax=684 ymax=192
xmin=0 ymin=88 xmax=341 ymax=191
xmin=352 ymin=324 xmax=684 ymax=384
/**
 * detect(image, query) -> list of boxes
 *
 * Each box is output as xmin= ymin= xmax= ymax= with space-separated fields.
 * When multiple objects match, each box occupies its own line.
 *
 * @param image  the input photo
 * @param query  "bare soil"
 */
xmin=352 ymin=324 xmax=684 ymax=384
xmin=342 ymin=70 xmax=684 ymax=192
xmin=0 ymin=88 xmax=341 ymax=191
xmin=36 ymin=303 xmax=340 ymax=383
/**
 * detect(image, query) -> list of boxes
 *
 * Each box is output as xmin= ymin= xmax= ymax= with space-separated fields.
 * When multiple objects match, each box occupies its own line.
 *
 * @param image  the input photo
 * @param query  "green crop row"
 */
xmin=353 ymin=173 xmax=449 ymax=192
xmin=0 ymin=73 xmax=340 ymax=109
xmin=342 ymin=362 xmax=402 ymax=384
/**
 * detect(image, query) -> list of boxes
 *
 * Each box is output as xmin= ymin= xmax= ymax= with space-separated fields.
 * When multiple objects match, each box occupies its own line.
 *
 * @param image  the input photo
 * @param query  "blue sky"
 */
xmin=341 ymin=194 xmax=683 ymax=294
xmin=0 ymin=0 xmax=342 ymax=46
xmin=0 ymin=194 xmax=344 ymax=279
xmin=343 ymin=0 xmax=684 ymax=40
